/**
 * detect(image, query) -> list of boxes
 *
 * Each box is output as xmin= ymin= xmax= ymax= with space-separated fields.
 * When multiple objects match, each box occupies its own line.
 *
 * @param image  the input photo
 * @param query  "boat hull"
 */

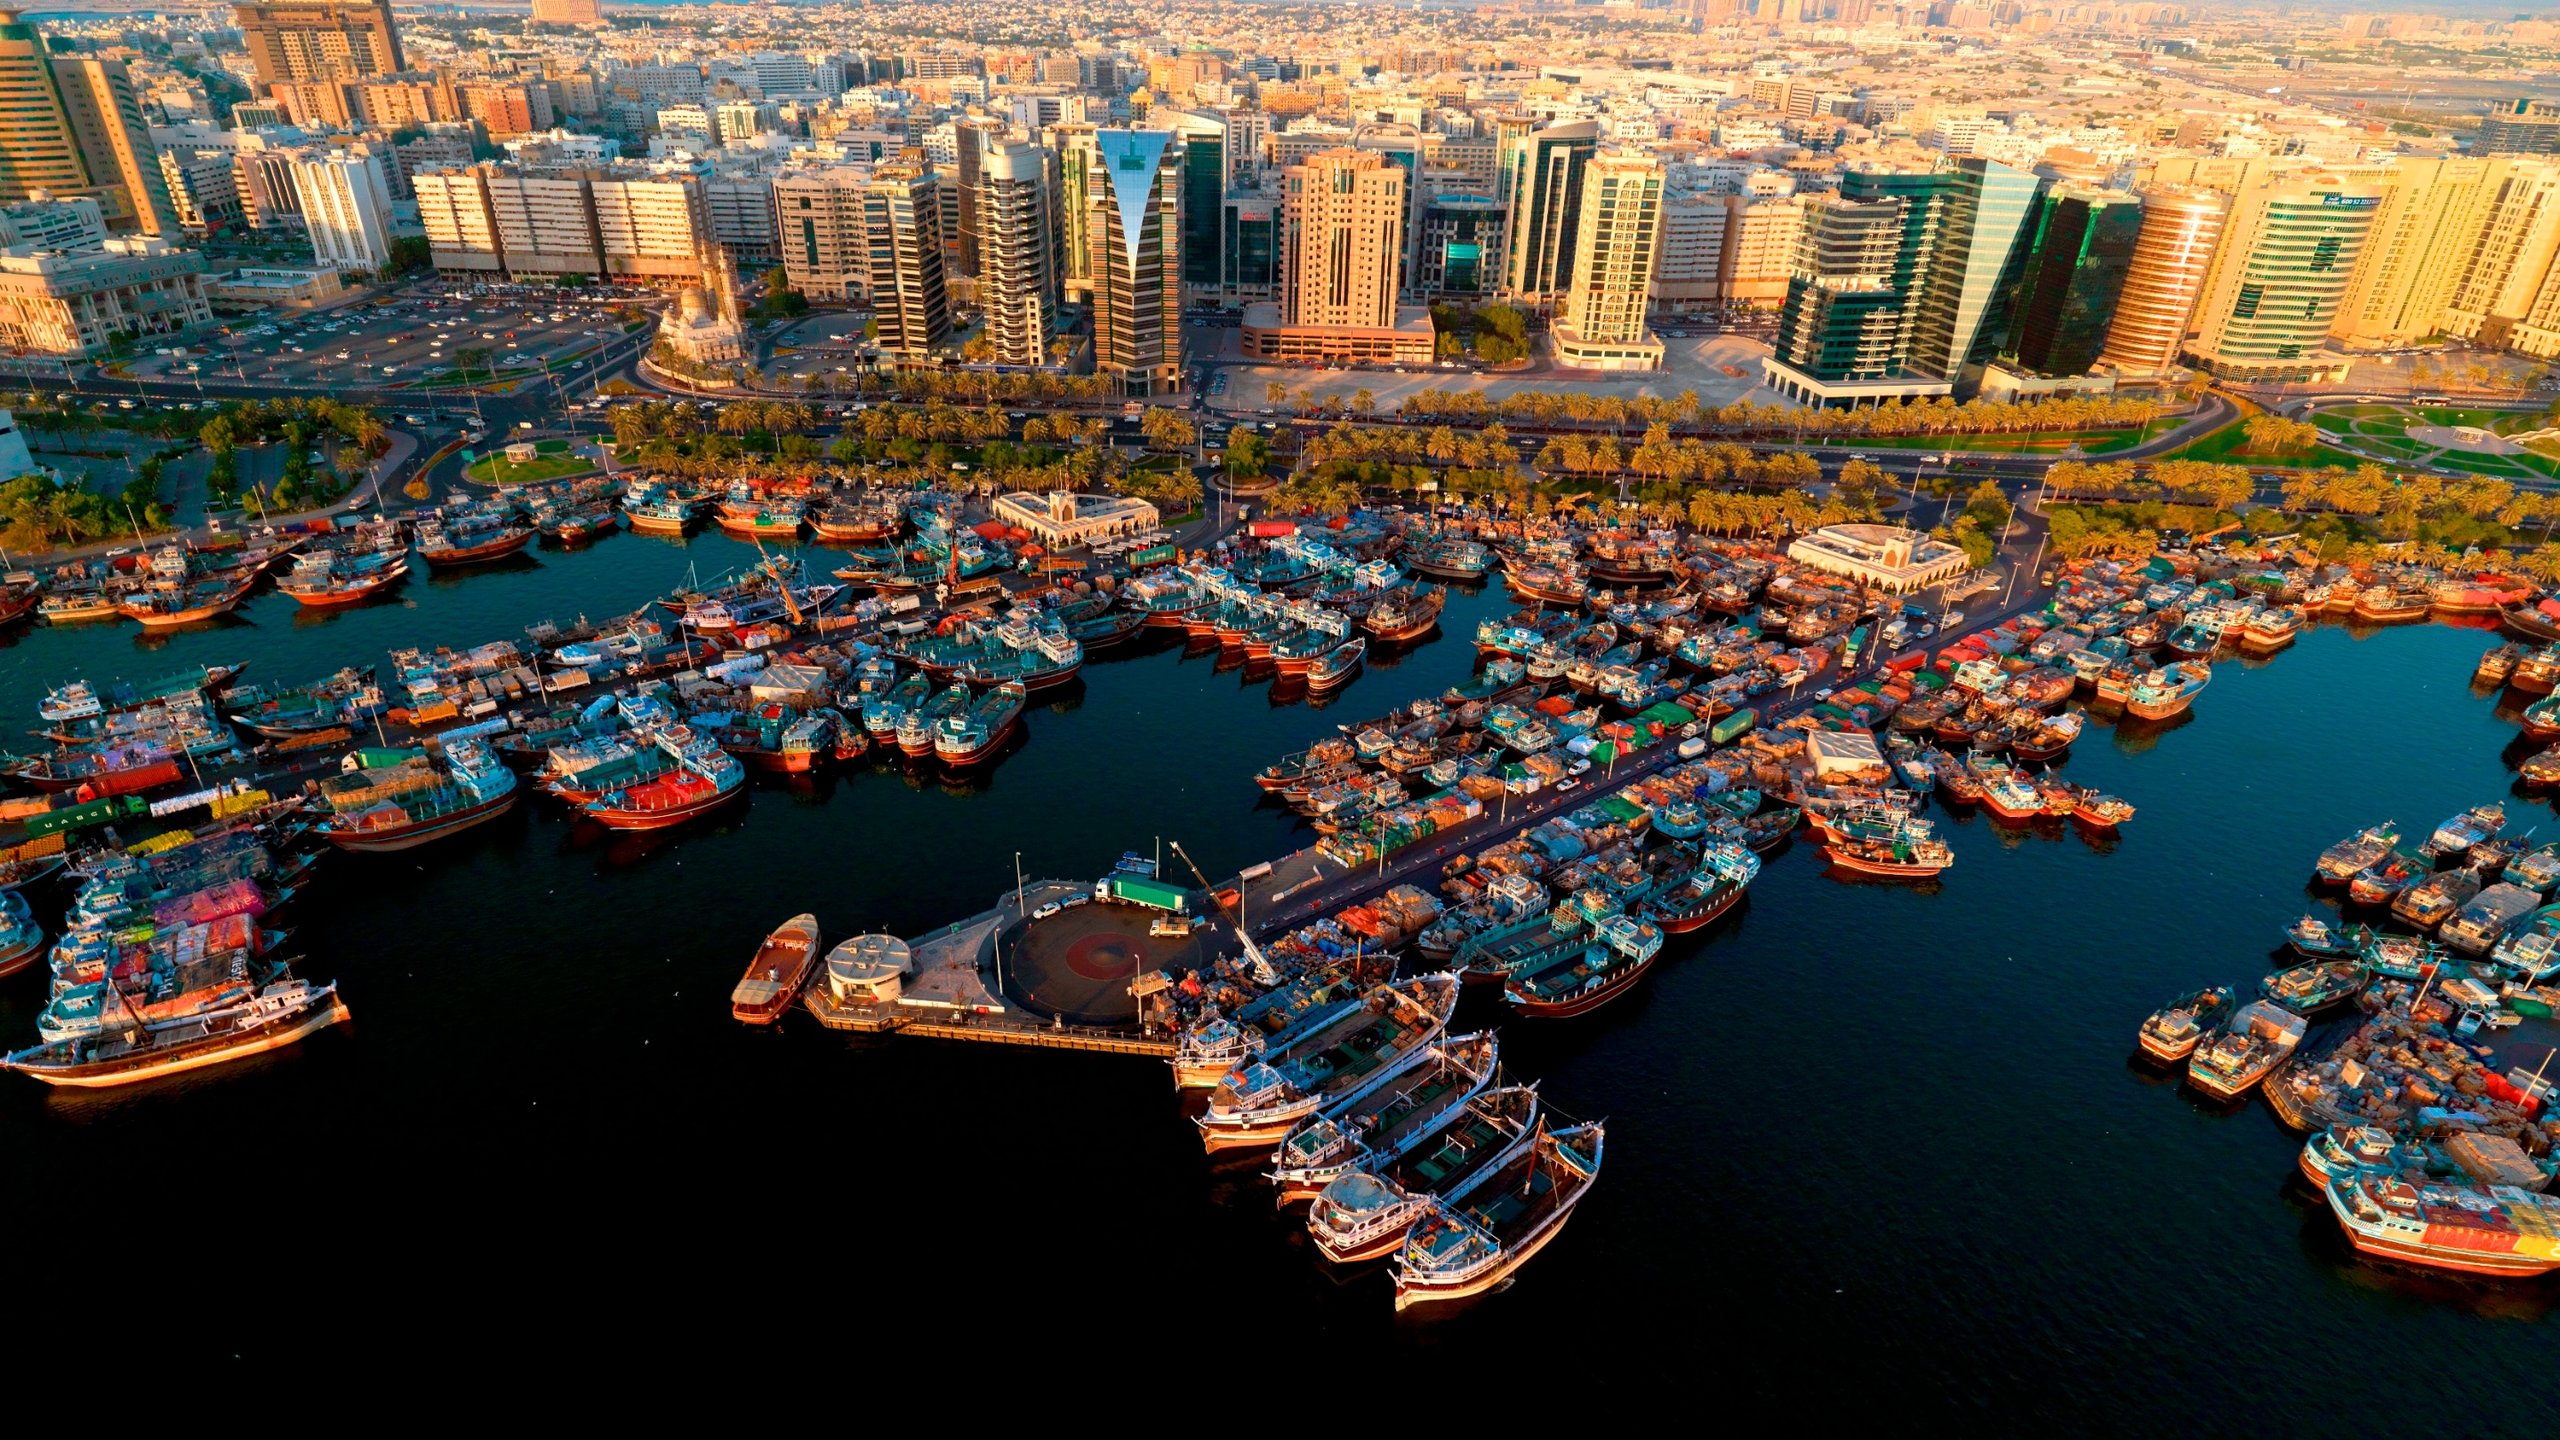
xmin=419 ymin=531 xmax=535 ymax=568
xmin=321 ymin=791 xmax=518 ymax=852
xmin=1826 ymin=849 xmax=1946 ymax=880
xmin=1506 ymin=954 xmax=1658 ymax=1017
xmin=282 ymin=569 xmax=408 ymax=608
xmin=5 ymin=996 xmax=350 ymax=1087
xmin=585 ymin=785 xmax=740 ymax=831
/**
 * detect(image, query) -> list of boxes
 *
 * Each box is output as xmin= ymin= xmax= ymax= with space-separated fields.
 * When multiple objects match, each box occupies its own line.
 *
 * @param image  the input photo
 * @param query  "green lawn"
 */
xmin=410 ymin=365 xmax=538 ymax=390
xmin=2163 ymin=419 xmax=2364 ymax=469
xmin=464 ymin=450 xmax=593 ymax=485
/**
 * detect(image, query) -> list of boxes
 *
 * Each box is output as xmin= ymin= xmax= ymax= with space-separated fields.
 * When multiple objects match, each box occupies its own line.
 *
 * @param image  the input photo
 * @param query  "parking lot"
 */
xmin=131 ymin=289 xmax=650 ymax=393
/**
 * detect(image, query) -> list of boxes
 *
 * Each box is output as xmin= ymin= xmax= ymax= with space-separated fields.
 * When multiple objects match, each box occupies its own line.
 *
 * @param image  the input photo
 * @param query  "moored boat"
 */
xmin=1198 ymin=974 xmax=1459 ymax=1153
xmin=1305 ymin=1083 xmax=1541 ymax=1263
xmin=2324 ymin=1170 xmax=2560 ymax=1277
xmin=2260 ymin=958 xmax=2369 ymax=1015
xmin=1392 ymin=1119 xmax=1604 ymax=1310
xmin=731 ymin=913 xmax=821 ymax=1024
xmin=1266 ymin=1031 xmax=1499 ymax=1203
xmin=2184 ymin=998 xmax=2308 ymax=1100
xmin=2137 ymin=985 xmax=2235 ymax=1062
xmin=2 ymin=977 xmax=348 ymax=1088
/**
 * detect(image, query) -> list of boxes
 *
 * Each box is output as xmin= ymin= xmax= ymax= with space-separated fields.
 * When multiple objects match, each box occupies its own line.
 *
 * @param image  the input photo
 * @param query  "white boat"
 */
xmin=1267 ymin=1031 xmax=1498 ymax=1203
xmin=1392 ymin=1120 xmax=1605 ymax=1310
xmin=1306 ymin=1084 xmax=1542 ymax=1264
xmin=1197 ymin=974 xmax=1459 ymax=1153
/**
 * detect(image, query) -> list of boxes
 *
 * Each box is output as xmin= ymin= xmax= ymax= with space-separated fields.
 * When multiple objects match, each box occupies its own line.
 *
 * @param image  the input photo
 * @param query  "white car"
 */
xmin=1032 ymin=901 xmax=1062 ymax=920
xmin=1556 ymin=778 xmax=1581 ymax=792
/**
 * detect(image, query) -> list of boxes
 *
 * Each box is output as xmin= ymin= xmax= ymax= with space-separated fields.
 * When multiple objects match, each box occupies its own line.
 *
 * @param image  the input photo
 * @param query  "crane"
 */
xmin=1168 ymin=840 xmax=1277 ymax=987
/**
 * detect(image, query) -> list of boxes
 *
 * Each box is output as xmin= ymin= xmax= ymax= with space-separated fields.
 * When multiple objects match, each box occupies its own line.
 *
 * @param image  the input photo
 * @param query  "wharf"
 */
xmin=802 ymin=879 xmax=1178 ymax=1057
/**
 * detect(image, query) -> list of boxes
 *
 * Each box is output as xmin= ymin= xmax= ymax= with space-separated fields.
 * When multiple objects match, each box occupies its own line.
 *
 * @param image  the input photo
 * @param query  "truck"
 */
xmin=1709 ymin=708 xmax=1758 ymax=745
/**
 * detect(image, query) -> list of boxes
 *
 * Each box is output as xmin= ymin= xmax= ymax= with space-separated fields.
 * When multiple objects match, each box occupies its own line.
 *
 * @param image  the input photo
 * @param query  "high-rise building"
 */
xmin=289 ymin=144 xmax=395 ymax=270
xmin=1650 ymin=189 xmax=1730 ymax=312
xmin=770 ymin=165 xmax=861 ymax=300
xmin=0 ymin=15 xmax=178 ymax=236
xmin=2182 ymin=169 xmax=2381 ymax=381
xmin=2442 ymin=162 xmax=2560 ymax=355
xmin=1085 ymin=128 xmax=1183 ymax=395
xmin=1722 ymin=193 xmax=1803 ymax=306
xmin=1903 ymin=159 xmax=2044 ymax=383
xmin=949 ymin=114 xmax=1001 ymax=286
xmin=1049 ymin=122 xmax=1097 ymax=302
xmin=1553 ymin=150 xmax=1665 ymax=371
xmin=861 ymin=162 xmax=948 ymax=356
xmin=2333 ymin=157 xmax=2522 ymax=351
xmin=48 ymin=55 xmax=179 ymax=236
xmin=1497 ymin=116 xmax=1598 ymax=305
xmin=2479 ymin=99 xmax=2560 ymax=158
xmin=1278 ymin=148 xmax=1403 ymax=329
xmin=2000 ymin=186 xmax=2142 ymax=378
xmin=2094 ymin=186 xmax=2226 ymax=381
xmin=1763 ymin=159 xmax=2044 ymax=403
xmin=232 ymin=1 xmax=404 ymax=92
xmin=1242 ymin=145 xmax=1433 ymax=365
xmin=976 ymin=137 xmax=1055 ymax=365
xmin=0 ymin=235 xmax=209 ymax=355
xmin=530 ymin=0 xmax=602 ymax=23
xmin=411 ymin=161 xmax=707 ymax=284
xmin=1161 ymin=110 xmax=1227 ymax=296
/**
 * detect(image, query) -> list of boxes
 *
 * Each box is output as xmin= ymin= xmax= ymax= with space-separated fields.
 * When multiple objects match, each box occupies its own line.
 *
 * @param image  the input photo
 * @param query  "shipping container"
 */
xmin=1710 ymin=709 xmax=1758 ymax=745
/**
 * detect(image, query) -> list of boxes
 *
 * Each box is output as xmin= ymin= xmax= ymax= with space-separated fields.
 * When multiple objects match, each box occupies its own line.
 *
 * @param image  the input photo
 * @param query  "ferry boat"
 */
xmin=1505 ymin=563 xmax=1588 ymax=607
xmin=415 ymin=512 xmax=535 ymax=568
xmin=276 ymin=549 xmax=409 ymax=608
xmin=622 ymin=485 xmax=703 ymax=534
xmin=932 ymin=681 xmax=1026 ymax=766
xmin=1361 ymin=585 xmax=1447 ymax=644
xmin=2422 ymin=802 xmax=2506 ymax=860
xmin=1266 ymin=1031 xmax=1499 ymax=1204
xmin=2506 ymin=840 xmax=2560 ymax=892
xmin=1640 ymin=842 xmax=1759 ymax=933
xmin=585 ymin=730 xmax=743 ymax=829
xmin=2314 ymin=823 xmax=2399 ymax=886
xmin=536 ymin=503 xmax=622 ymax=547
xmin=1197 ymin=974 xmax=1460 ymax=1153
xmin=2440 ymin=882 xmax=2540 ymax=955
xmin=2285 ymin=914 xmax=2370 ymax=960
xmin=2009 ymin=710 xmax=2085 ymax=762
xmin=37 ymin=663 xmax=248 ymax=724
xmin=2393 ymin=868 xmax=2481 ymax=931
xmin=2136 ymin=985 xmax=2234 ymax=1063
xmin=313 ymin=737 xmax=519 ymax=852
xmin=1306 ymin=1084 xmax=1542 ymax=1264
xmin=1406 ymin=537 xmax=1492 ymax=582
xmin=1306 ymin=637 xmax=1366 ymax=693
xmin=2324 ymin=1170 xmax=2560 ymax=1277
xmin=1392 ymin=1120 xmax=1604 ymax=1311
xmin=2123 ymin=659 xmax=2209 ymax=720
xmin=118 ymin=573 xmax=254 ymax=629
xmin=1504 ymin=913 xmax=1664 ymax=1018
xmin=2302 ymin=1125 xmax=2560 ymax=1191
xmin=731 ymin=913 xmax=821 ymax=1025
xmin=36 ymin=588 xmax=121 ymax=624
xmin=2236 ymin=605 xmax=2303 ymax=652
xmin=2 ymin=976 xmax=348 ymax=1088
xmin=718 ymin=498 xmax=807 ymax=539
xmin=2260 ymin=958 xmax=2370 ymax=1015
xmin=1170 ymin=971 xmax=1367 ymax=1089
xmin=810 ymin=496 xmax=903 ymax=543
xmin=1824 ymin=812 xmax=1954 ymax=878
xmin=2184 ymin=998 xmax=2307 ymax=1100
xmin=2351 ymin=584 xmax=2433 ymax=623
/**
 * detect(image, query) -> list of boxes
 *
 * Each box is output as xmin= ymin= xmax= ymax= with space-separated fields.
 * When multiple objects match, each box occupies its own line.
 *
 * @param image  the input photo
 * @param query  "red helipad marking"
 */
xmin=1064 ymin=933 xmax=1141 ymax=982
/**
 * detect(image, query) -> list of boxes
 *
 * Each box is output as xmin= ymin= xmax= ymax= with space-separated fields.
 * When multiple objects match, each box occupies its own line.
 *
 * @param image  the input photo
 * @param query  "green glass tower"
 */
xmin=2002 ymin=187 xmax=2143 ymax=378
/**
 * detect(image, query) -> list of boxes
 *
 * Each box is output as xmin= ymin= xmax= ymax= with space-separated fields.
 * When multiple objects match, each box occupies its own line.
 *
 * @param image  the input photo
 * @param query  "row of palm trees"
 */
xmin=1386 ymin=385 xmax=2174 ymax=438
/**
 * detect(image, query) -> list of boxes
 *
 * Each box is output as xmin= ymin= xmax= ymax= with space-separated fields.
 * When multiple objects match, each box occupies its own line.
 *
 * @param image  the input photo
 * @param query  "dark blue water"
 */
xmin=0 ymin=538 xmax=2550 ymax=1405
